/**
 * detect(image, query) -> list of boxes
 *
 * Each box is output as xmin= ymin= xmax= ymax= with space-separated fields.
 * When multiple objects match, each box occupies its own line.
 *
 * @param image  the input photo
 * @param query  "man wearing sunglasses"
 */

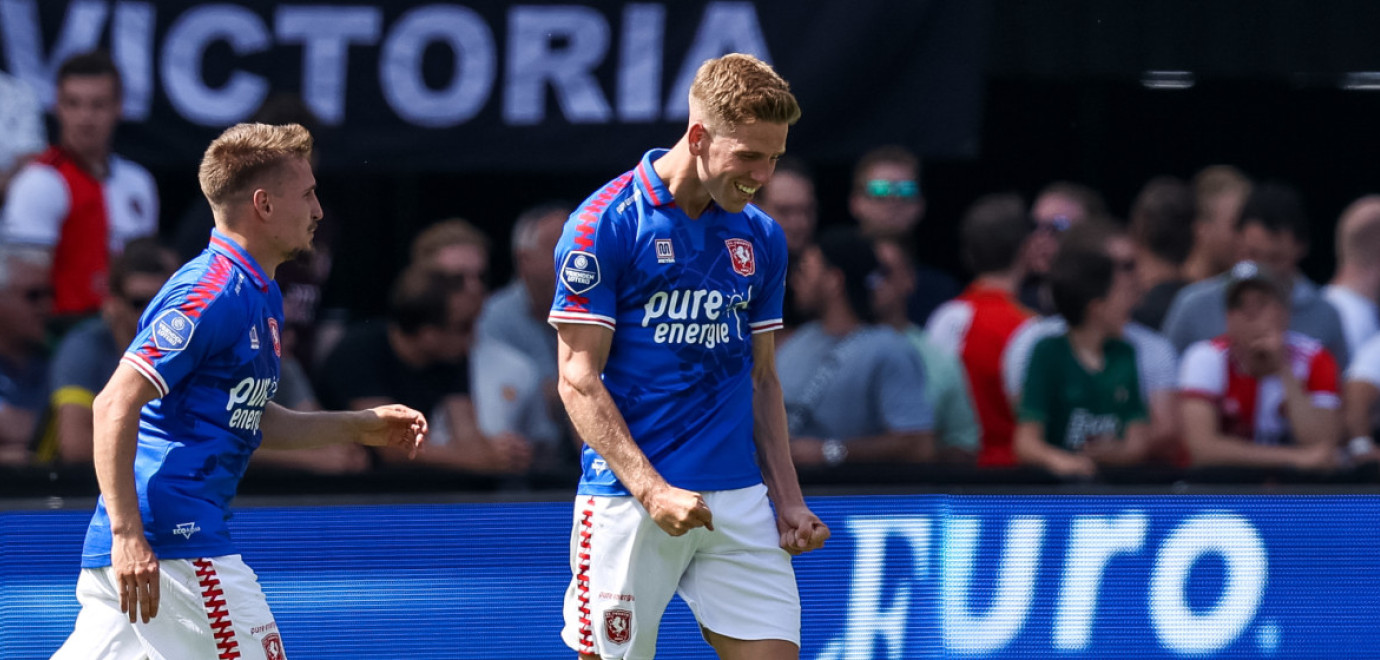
xmin=0 ymin=247 xmax=51 ymax=465
xmin=37 ymin=238 xmax=175 ymax=466
xmin=848 ymin=145 xmax=959 ymax=325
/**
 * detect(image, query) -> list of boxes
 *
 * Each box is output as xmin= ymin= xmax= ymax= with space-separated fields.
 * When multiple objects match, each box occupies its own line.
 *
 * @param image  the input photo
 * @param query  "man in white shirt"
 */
xmin=1324 ymin=195 xmax=1380 ymax=358
xmin=0 ymin=70 xmax=46 ymax=209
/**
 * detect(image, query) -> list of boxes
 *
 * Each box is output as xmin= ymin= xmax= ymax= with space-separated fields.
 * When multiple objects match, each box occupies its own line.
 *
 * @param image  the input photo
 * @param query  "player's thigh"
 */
xmin=138 ymin=556 xmax=286 ymax=660
xmin=703 ymin=629 xmax=800 ymax=660
xmin=50 ymin=568 xmax=147 ymax=660
xmin=562 ymin=494 xmax=696 ymax=660
xmin=679 ymin=485 xmax=800 ymax=648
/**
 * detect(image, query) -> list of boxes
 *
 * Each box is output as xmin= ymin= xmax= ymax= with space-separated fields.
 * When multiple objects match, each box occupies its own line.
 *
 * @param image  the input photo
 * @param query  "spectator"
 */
xmin=35 ymin=239 xmax=174 ymax=465
xmin=1178 ymin=262 xmax=1339 ymax=471
xmin=410 ymin=218 xmax=489 ymax=320
xmin=0 ymin=70 xmax=45 ymax=209
xmin=1162 ymin=182 xmax=1350 ymax=366
xmin=317 ymin=264 xmax=530 ymax=475
xmin=1004 ymin=222 xmax=1182 ymax=464
xmin=1324 ymin=195 xmax=1380 ymax=358
xmin=1183 ymin=165 xmax=1251 ymax=283
xmin=1343 ymin=333 xmax=1380 ymax=464
xmin=755 ymin=156 xmax=817 ymax=256
xmin=1015 ymin=227 xmax=1150 ymax=478
xmin=926 ymin=194 xmax=1034 ymax=467
xmin=778 ymin=228 xmax=935 ymax=467
xmin=0 ymin=51 xmax=158 ymax=320
xmin=848 ymin=145 xmax=960 ymax=324
xmin=1128 ymin=176 xmax=1195 ymax=330
xmin=1018 ymin=181 xmax=1107 ymax=313
xmin=0 ymin=248 xmax=51 ymax=464
xmin=873 ymin=237 xmax=979 ymax=462
xmin=474 ymin=205 xmax=573 ymax=472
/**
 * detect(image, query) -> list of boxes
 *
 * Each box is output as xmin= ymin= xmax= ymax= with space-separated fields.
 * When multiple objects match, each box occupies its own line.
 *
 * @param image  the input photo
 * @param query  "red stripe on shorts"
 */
xmin=577 ymin=496 xmax=596 ymax=654
xmin=193 ymin=558 xmax=243 ymax=659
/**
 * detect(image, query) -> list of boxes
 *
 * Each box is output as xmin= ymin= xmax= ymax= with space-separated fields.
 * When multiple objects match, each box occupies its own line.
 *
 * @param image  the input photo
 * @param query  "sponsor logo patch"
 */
xmin=152 ymin=309 xmax=195 ymax=352
xmin=605 ymin=608 xmax=632 ymax=645
xmin=173 ymin=522 xmax=201 ymax=540
xmin=725 ymin=238 xmax=755 ymax=277
xmin=655 ymin=239 xmax=675 ymax=264
xmin=249 ymin=325 xmax=260 ymax=350
xmin=561 ymin=251 xmax=601 ymax=294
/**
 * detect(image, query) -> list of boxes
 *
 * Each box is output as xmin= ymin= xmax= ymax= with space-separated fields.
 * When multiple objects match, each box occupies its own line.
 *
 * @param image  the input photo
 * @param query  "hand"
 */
xmin=488 ymin=432 xmax=534 ymax=474
xmin=1048 ymin=452 xmax=1097 ymax=479
xmin=112 ymin=532 xmax=160 ymax=623
xmin=642 ymin=484 xmax=715 ymax=536
xmin=790 ymin=438 xmax=825 ymax=467
xmin=354 ymin=405 xmax=429 ymax=458
xmin=1082 ymin=436 xmax=1123 ymax=464
xmin=776 ymin=504 xmax=829 ymax=555
xmin=1293 ymin=443 xmax=1338 ymax=472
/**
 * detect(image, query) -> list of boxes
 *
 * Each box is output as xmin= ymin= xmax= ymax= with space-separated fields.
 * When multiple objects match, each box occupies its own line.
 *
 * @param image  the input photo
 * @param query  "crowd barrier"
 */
xmin=3 ymin=492 xmax=1377 ymax=659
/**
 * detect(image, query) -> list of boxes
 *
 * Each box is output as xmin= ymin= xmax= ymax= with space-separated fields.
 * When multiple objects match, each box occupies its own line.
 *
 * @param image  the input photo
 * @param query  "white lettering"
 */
xmin=690 ymin=289 xmax=709 ymax=320
xmin=504 ymin=6 xmax=611 ymax=125
xmin=227 ymin=377 xmax=256 ymax=412
xmin=684 ymin=322 xmax=700 ymax=344
xmin=112 ymin=1 xmax=154 ymax=118
xmin=1054 ymin=512 xmax=1149 ymax=650
xmin=943 ymin=516 xmax=1043 ymax=653
xmin=380 ymin=5 xmax=495 ymax=127
xmin=667 ymin=290 xmax=691 ymax=321
xmin=617 ymin=3 xmax=664 ymax=122
xmin=653 ymin=323 xmax=669 ymax=343
xmin=705 ymin=290 xmax=723 ymax=320
xmin=664 ymin=2 xmax=772 ymax=120
xmin=161 ymin=4 xmax=269 ymax=126
xmin=840 ymin=517 xmax=932 ymax=659
xmin=643 ymin=291 xmax=668 ymax=327
xmin=0 ymin=0 xmax=106 ymax=107
xmin=276 ymin=5 xmax=382 ymax=125
xmin=1150 ymin=514 xmax=1267 ymax=653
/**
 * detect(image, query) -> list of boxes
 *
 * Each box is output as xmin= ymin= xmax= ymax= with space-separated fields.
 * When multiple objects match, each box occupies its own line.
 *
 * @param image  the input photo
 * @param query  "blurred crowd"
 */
xmin=4 ymin=52 xmax=1380 ymax=487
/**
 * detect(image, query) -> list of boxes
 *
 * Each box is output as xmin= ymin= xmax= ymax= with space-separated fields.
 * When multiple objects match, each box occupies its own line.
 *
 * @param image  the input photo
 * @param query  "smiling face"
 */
xmin=692 ymin=120 xmax=789 ymax=214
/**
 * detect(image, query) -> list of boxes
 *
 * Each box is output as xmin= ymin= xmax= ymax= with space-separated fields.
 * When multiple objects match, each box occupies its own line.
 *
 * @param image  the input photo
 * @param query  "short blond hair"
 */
xmin=198 ymin=123 xmax=313 ymax=207
xmin=689 ymin=53 xmax=800 ymax=128
xmin=411 ymin=218 xmax=491 ymax=266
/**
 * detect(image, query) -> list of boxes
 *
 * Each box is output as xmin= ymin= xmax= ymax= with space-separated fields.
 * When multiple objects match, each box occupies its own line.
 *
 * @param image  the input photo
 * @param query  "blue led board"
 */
xmin=3 ymin=495 xmax=1377 ymax=659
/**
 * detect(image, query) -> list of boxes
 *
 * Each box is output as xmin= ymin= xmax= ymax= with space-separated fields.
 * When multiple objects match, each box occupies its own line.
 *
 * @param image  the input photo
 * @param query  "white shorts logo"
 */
xmin=152 ymin=309 xmax=195 ymax=352
xmin=562 ymin=251 xmax=601 ymax=294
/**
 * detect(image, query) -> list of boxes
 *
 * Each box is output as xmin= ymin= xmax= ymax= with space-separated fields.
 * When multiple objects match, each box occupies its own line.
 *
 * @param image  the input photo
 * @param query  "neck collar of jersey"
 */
xmin=635 ymin=149 xmax=675 ymax=208
xmin=208 ymin=229 xmax=270 ymax=292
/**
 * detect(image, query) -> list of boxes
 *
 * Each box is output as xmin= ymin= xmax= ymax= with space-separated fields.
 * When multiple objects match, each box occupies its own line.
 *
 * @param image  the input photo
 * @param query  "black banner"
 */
xmin=0 ymin=0 xmax=985 ymax=172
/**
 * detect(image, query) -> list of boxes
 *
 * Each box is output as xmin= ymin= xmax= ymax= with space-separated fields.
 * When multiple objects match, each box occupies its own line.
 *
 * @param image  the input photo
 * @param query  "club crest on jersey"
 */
xmin=655 ymin=239 xmax=675 ymax=264
xmin=262 ymin=632 xmax=287 ymax=660
xmin=249 ymin=325 xmax=260 ymax=350
xmin=562 ymin=250 xmax=601 ymax=294
xmin=152 ymin=309 xmax=195 ymax=352
xmin=268 ymin=318 xmax=281 ymax=357
xmin=605 ymin=608 xmax=632 ymax=644
xmin=725 ymin=239 xmax=755 ymax=277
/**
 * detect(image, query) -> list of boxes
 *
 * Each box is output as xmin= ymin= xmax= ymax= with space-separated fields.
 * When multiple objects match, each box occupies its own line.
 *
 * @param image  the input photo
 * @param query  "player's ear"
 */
xmin=688 ymin=122 xmax=709 ymax=157
xmin=252 ymin=188 xmax=272 ymax=218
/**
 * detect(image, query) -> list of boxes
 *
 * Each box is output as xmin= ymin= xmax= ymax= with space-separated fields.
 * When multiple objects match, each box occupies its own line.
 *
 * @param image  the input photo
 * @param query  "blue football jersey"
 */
xmin=82 ymin=230 xmax=283 ymax=567
xmin=549 ymin=149 xmax=788 ymax=496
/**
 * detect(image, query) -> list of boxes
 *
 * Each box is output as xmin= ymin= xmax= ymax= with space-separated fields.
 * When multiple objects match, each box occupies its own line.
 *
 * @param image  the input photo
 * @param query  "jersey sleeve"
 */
xmin=1346 ymin=335 xmax=1380 ymax=387
xmin=120 ymin=278 xmax=238 ymax=399
xmin=923 ymin=301 xmax=972 ymax=356
xmin=1178 ymin=340 xmax=1227 ymax=400
xmin=1016 ymin=337 xmax=1057 ymax=423
xmin=0 ymin=164 xmax=68 ymax=246
xmin=548 ymin=205 xmax=628 ymax=332
xmin=1306 ymin=349 xmax=1341 ymax=409
xmin=748 ymin=221 xmax=788 ymax=334
xmin=1134 ymin=330 xmax=1179 ymax=396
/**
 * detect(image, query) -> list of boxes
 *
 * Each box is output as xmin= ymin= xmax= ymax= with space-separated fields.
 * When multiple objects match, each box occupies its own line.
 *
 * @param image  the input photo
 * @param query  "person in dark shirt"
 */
xmin=1128 ymin=176 xmax=1195 ymax=330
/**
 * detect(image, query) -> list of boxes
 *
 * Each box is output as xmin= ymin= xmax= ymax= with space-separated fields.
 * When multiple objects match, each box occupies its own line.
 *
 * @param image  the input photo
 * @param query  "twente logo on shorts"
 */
xmin=725 ymin=238 xmax=755 ymax=277
xmin=268 ymin=317 xmax=281 ymax=357
xmin=152 ymin=309 xmax=195 ymax=352
xmin=561 ymin=250 xmax=601 ymax=294
xmin=605 ymin=608 xmax=632 ymax=645
xmin=262 ymin=632 xmax=287 ymax=660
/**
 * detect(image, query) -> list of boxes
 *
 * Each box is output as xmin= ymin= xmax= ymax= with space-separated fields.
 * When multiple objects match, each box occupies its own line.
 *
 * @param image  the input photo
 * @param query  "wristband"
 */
xmin=1349 ymin=436 xmax=1375 ymax=456
xmin=822 ymin=438 xmax=848 ymax=466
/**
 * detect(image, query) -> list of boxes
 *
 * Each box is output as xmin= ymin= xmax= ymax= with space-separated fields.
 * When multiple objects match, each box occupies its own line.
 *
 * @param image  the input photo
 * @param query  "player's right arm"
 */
xmin=92 ymin=363 xmax=162 ymax=624
xmin=555 ymin=322 xmax=713 ymax=535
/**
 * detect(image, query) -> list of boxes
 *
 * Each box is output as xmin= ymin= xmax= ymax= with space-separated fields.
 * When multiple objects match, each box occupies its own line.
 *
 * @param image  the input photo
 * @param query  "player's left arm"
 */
xmin=752 ymin=332 xmax=829 ymax=555
xmin=258 ymin=402 xmax=428 ymax=457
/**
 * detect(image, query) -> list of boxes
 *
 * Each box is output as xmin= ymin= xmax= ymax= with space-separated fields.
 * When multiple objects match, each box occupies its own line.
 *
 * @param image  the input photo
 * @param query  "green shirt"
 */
xmin=904 ymin=326 xmax=980 ymax=451
xmin=1018 ymin=334 xmax=1147 ymax=451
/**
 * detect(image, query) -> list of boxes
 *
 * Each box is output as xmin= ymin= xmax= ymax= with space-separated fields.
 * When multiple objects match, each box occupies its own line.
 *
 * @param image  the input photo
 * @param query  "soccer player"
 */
xmin=52 ymin=123 xmax=428 ymax=660
xmin=551 ymin=54 xmax=829 ymax=659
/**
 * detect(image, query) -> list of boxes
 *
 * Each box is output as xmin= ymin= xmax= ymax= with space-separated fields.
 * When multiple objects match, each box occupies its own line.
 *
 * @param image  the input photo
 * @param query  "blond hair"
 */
xmin=1336 ymin=196 xmax=1380 ymax=268
xmin=198 ymin=123 xmax=313 ymax=207
xmin=689 ymin=53 xmax=800 ymax=128
xmin=411 ymin=218 xmax=491 ymax=266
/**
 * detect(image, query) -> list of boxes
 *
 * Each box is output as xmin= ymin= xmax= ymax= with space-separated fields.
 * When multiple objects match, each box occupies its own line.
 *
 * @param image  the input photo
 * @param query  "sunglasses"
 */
xmin=125 ymin=295 xmax=154 ymax=312
xmin=22 ymin=287 xmax=52 ymax=304
xmin=1116 ymin=258 xmax=1137 ymax=273
xmin=864 ymin=179 xmax=920 ymax=200
xmin=1033 ymin=215 xmax=1073 ymax=234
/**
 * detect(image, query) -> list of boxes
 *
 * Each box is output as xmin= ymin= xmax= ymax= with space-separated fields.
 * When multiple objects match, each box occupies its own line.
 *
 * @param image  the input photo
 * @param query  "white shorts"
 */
xmin=560 ymin=483 xmax=800 ymax=659
xmin=52 ymin=554 xmax=287 ymax=660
